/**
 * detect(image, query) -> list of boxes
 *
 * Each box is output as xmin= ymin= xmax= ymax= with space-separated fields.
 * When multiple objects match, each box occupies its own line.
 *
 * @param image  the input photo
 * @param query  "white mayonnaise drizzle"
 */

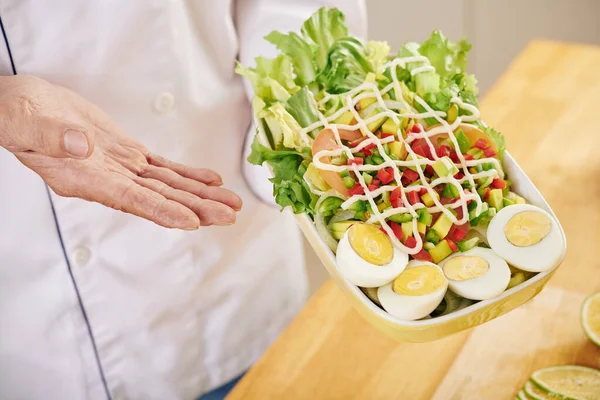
xmin=303 ymin=55 xmax=501 ymax=255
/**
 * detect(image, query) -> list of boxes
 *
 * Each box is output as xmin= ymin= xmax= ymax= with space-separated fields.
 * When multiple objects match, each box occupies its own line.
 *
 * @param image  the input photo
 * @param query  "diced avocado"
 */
xmin=377 ymin=202 xmax=390 ymax=212
xmin=406 ymin=154 xmax=427 ymax=171
xmin=487 ymin=207 xmax=497 ymax=218
xmin=305 ymin=163 xmax=331 ymax=191
xmin=381 ymin=190 xmax=390 ymax=204
xmin=417 ymin=208 xmax=433 ymax=226
xmin=514 ymin=195 xmax=526 ymax=204
xmin=429 ymin=240 xmax=453 ymax=263
xmin=389 ymin=141 xmax=407 ymax=160
xmin=469 ymin=202 xmax=489 ymax=221
xmin=381 ymin=118 xmax=399 ymax=135
xmin=433 ymin=156 xmax=459 ymax=177
xmin=466 ymin=148 xmax=484 ymax=159
xmin=487 ymin=188 xmax=504 ymax=210
xmin=340 ymin=170 xmax=351 ymax=178
xmin=503 ymin=197 xmax=515 ymax=207
xmin=348 ymin=200 xmax=367 ymax=211
xmin=424 ymin=242 xmax=435 ymax=250
xmin=388 ymin=213 xmax=412 ymax=223
xmin=401 ymin=221 xmax=413 ymax=239
xmin=455 ymin=128 xmax=471 ymax=153
xmin=358 ymin=97 xmax=377 ymax=111
xmin=417 ymin=222 xmax=427 ymax=235
xmin=331 ymin=221 xmax=356 ymax=240
xmin=342 ymin=176 xmax=356 ymax=189
xmin=425 ymin=229 xmax=440 ymax=245
xmin=431 ymin=213 xmax=453 ymax=239
xmin=477 ymin=176 xmax=494 ymax=189
xmin=447 ymin=207 xmax=458 ymax=218
xmin=421 ymin=191 xmax=440 ymax=207
xmin=366 ymin=108 xmax=387 ymax=132
xmin=442 ymin=184 xmax=460 ymax=199
xmin=354 ymin=210 xmax=367 ymax=221
xmin=335 ymin=110 xmax=355 ymax=125
xmin=318 ymin=196 xmax=344 ymax=213
xmin=447 ymin=104 xmax=458 ymax=124
xmin=362 ymin=172 xmax=373 ymax=185
xmin=457 ymin=237 xmax=479 ymax=252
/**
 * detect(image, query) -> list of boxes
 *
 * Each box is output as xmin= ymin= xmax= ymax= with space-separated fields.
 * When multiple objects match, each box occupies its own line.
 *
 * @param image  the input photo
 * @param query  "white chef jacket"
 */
xmin=0 ymin=1 xmax=366 ymax=399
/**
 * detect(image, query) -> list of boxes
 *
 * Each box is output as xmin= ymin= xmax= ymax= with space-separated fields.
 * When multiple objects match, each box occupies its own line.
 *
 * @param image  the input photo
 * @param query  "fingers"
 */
xmin=135 ymin=177 xmax=236 ymax=226
xmin=147 ymin=153 xmax=223 ymax=186
xmin=140 ymin=165 xmax=243 ymax=211
xmin=91 ymin=173 xmax=201 ymax=230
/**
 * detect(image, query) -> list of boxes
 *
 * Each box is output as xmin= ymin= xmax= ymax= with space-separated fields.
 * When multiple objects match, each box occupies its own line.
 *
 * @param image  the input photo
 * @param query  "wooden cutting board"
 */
xmin=227 ymin=40 xmax=600 ymax=400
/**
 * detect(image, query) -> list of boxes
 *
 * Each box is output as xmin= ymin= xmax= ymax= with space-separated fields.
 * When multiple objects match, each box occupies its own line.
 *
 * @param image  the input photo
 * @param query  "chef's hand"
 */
xmin=0 ymin=75 xmax=242 ymax=229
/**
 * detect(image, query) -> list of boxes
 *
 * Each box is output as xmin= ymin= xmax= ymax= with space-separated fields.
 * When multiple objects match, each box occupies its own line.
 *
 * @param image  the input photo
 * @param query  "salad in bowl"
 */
xmin=237 ymin=7 xmax=566 ymax=333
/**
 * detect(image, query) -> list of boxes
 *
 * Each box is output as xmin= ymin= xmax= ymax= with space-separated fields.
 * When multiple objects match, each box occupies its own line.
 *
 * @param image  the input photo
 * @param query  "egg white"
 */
xmin=336 ymin=228 xmax=408 ymax=288
xmin=487 ymin=204 xmax=564 ymax=272
xmin=439 ymin=247 xmax=510 ymax=300
xmin=377 ymin=261 xmax=447 ymax=321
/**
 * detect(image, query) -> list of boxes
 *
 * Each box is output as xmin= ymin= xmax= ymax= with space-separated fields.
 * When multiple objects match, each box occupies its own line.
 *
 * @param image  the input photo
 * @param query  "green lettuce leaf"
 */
xmin=247 ymin=136 xmax=316 ymax=214
xmin=300 ymin=7 xmax=348 ymax=70
xmin=316 ymin=37 xmax=374 ymax=94
xmin=285 ymin=87 xmax=321 ymax=137
xmin=366 ymin=40 xmax=391 ymax=77
xmin=418 ymin=30 xmax=471 ymax=82
xmin=262 ymin=102 xmax=310 ymax=151
xmin=483 ymin=127 xmax=507 ymax=160
xmin=264 ymin=31 xmax=317 ymax=87
xmin=235 ymin=55 xmax=298 ymax=104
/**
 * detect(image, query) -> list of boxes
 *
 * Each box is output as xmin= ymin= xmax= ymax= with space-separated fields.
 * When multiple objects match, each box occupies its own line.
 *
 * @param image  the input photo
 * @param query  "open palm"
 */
xmin=0 ymin=75 xmax=242 ymax=229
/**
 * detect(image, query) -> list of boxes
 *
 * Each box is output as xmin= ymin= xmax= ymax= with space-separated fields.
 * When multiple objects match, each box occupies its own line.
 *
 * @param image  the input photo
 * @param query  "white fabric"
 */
xmin=0 ymin=1 xmax=366 ymax=399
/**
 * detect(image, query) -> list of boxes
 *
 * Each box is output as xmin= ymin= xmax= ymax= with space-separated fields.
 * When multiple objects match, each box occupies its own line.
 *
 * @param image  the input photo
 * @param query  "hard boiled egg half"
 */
xmin=487 ymin=204 xmax=565 ymax=272
xmin=439 ymin=247 xmax=510 ymax=300
xmin=336 ymin=223 xmax=409 ymax=288
xmin=377 ymin=260 xmax=448 ymax=320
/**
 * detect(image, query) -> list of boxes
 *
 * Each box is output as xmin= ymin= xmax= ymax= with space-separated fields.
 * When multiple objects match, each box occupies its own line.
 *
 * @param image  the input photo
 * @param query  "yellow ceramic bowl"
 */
xmin=256 ymin=127 xmax=567 ymax=342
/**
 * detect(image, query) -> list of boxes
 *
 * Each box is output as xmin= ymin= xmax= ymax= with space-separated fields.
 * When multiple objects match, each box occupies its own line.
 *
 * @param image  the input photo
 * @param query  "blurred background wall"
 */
xmin=304 ymin=0 xmax=600 ymax=294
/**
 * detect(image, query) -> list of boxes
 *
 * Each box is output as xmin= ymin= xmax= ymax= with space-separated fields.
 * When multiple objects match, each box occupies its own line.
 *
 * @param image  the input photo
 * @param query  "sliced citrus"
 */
xmin=531 ymin=365 xmax=600 ymax=400
xmin=516 ymin=389 xmax=529 ymax=400
xmin=581 ymin=292 xmax=600 ymax=348
xmin=524 ymin=380 xmax=560 ymax=399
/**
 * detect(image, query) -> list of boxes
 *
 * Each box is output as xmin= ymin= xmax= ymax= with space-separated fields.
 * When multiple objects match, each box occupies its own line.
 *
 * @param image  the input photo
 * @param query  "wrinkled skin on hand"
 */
xmin=0 ymin=75 xmax=242 ymax=229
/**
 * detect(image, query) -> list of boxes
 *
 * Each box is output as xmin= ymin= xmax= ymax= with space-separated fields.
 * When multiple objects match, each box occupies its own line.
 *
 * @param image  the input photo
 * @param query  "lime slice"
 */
xmin=524 ymin=380 xmax=560 ymax=399
xmin=517 ymin=389 xmax=531 ymax=400
xmin=531 ymin=365 xmax=600 ymax=400
xmin=581 ymin=292 xmax=600 ymax=347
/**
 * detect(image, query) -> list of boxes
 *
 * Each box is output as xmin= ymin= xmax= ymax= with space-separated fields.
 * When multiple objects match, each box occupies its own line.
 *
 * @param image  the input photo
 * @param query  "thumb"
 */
xmin=29 ymin=116 xmax=95 ymax=159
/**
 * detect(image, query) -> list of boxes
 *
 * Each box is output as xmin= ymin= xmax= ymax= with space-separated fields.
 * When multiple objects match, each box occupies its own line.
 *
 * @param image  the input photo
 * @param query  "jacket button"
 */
xmin=72 ymin=247 xmax=91 ymax=267
xmin=154 ymin=92 xmax=175 ymax=114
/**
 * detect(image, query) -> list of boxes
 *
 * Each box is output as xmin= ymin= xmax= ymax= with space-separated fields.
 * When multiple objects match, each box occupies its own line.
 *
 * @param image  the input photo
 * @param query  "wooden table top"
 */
xmin=227 ymin=40 xmax=600 ymax=400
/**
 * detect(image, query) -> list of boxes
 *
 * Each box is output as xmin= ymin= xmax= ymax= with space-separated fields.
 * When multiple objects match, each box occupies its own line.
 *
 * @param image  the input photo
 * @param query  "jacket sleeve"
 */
xmin=235 ymin=0 xmax=367 ymax=207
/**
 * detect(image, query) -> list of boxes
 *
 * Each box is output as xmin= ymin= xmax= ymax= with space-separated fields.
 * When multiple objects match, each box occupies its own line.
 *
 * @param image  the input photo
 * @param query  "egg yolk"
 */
xmin=349 ymin=223 xmax=394 ymax=266
xmin=393 ymin=266 xmax=446 ymax=296
xmin=504 ymin=211 xmax=552 ymax=247
xmin=443 ymin=256 xmax=489 ymax=281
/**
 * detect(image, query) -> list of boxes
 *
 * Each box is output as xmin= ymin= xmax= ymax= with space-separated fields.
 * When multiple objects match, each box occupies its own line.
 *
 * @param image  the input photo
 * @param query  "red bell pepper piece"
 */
xmin=376 ymin=168 xmax=394 ymax=185
xmin=484 ymin=148 xmax=497 ymax=158
xmin=491 ymin=178 xmax=507 ymax=189
xmin=389 ymin=221 xmax=403 ymax=241
xmin=363 ymin=143 xmax=377 ymax=156
xmin=425 ymin=165 xmax=434 ymax=175
xmin=446 ymin=239 xmax=459 ymax=252
xmin=454 ymin=171 xmax=465 ymax=180
xmin=390 ymin=186 xmax=402 ymax=202
xmin=349 ymin=157 xmax=364 ymax=165
xmin=412 ymin=145 xmax=427 ymax=158
xmin=407 ymin=191 xmax=420 ymax=205
xmin=419 ymin=187 xmax=428 ymax=196
xmin=474 ymin=139 xmax=489 ymax=150
xmin=449 ymin=151 xmax=460 ymax=163
xmin=368 ymin=184 xmax=378 ymax=192
xmin=463 ymin=154 xmax=474 ymax=161
xmin=391 ymin=198 xmax=403 ymax=208
xmin=437 ymin=145 xmax=452 ymax=158
xmin=483 ymin=187 xmax=491 ymax=200
xmin=413 ymin=249 xmax=433 ymax=262
xmin=380 ymin=132 xmax=395 ymax=139
xmin=380 ymin=227 xmax=388 ymax=235
xmin=448 ymin=223 xmax=469 ymax=242
xmin=404 ymin=236 xmax=417 ymax=248
xmin=410 ymin=124 xmax=422 ymax=133
xmin=348 ymin=184 xmax=365 ymax=196
xmin=402 ymin=169 xmax=419 ymax=183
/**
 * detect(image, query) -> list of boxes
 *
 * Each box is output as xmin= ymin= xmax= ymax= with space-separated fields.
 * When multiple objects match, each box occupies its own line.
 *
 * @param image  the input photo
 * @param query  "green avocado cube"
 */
xmin=365 ymin=107 xmax=387 ymax=132
xmin=388 ymin=213 xmax=413 ymax=223
xmin=406 ymin=154 xmax=427 ymax=172
xmin=381 ymin=118 xmax=399 ymax=135
xmin=431 ymin=213 xmax=453 ymax=239
xmin=442 ymin=184 xmax=460 ymax=199
xmin=429 ymin=240 xmax=453 ymax=263
xmin=487 ymin=188 xmax=504 ymax=211
xmin=455 ymin=128 xmax=471 ymax=153
xmin=433 ymin=156 xmax=459 ymax=177
xmin=466 ymin=148 xmax=484 ymax=159
xmin=457 ymin=237 xmax=479 ymax=252
xmin=401 ymin=221 xmax=413 ymax=239
xmin=362 ymin=172 xmax=373 ymax=185
xmin=331 ymin=221 xmax=357 ymax=240
xmin=335 ymin=110 xmax=355 ymax=125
